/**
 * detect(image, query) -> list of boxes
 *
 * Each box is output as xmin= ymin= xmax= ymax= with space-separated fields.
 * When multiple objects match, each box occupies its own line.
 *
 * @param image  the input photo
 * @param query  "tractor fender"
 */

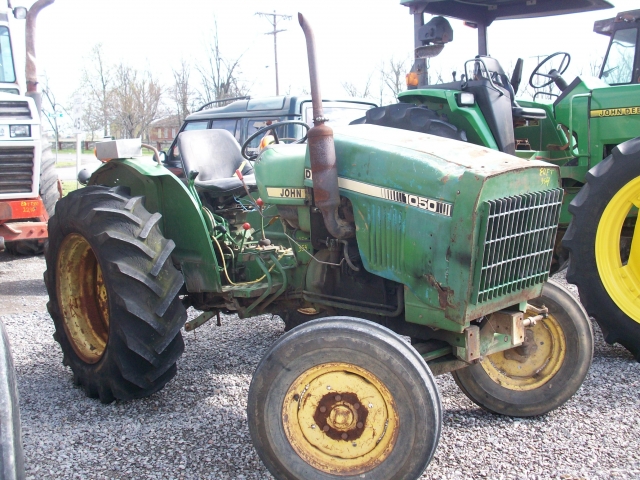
xmin=89 ymin=159 xmax=222 ymax=293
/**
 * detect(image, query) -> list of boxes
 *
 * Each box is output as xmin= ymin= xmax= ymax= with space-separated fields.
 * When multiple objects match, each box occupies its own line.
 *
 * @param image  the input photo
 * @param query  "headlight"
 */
xmin=457 ymin=92 xmax=475 ymax=106
xmin=10 ymin=125 xmax=30 ymax=138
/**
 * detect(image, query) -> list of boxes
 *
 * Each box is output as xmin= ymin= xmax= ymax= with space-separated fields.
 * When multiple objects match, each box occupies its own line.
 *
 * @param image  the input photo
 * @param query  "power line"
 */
xmin=256 ymin=11 xmax=291 ymax=95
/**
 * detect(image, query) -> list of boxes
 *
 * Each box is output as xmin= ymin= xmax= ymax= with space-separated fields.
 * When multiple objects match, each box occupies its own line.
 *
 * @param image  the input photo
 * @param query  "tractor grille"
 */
xmin=0 ymin=101 xmax=31 ymax=119
xmin=0 ymin=147 xmax=35 ymax=194
xmin=366 ymin=203 xmax=405 ymax=272
xmin=474 ymin=189 xmax=563 ymax=303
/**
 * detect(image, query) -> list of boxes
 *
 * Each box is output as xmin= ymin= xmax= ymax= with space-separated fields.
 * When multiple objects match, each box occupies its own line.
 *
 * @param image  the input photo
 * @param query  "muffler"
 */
xmin=298 ymin=13 xmax=354 ymax=240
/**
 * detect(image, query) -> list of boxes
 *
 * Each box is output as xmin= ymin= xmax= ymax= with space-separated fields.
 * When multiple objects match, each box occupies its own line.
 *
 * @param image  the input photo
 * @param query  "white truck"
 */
xmin=0 ymin=0 xmax=57 ymax=255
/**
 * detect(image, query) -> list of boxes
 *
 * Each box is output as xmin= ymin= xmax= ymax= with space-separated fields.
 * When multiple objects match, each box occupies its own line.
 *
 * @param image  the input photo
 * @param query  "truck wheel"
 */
xmin=44 ymin=185 xmax=186 ymax=403
xmin=6 ymin=144 xmax=60 ymax=256
xmin=0 ymin=319 xmax=25 ymax=479
xmin=563 ymin=138 xmax=640 ymax=360
xmin=350 ymin=103 xmax=467 ymax=142
xmin=248 ymin=317 xmax=441 ymax=479
xmin=452 ymin=280 xmax=593 ymax=417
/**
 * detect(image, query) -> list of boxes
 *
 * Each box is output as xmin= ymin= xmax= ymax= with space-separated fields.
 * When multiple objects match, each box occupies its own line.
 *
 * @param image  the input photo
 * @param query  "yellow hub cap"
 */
xmin=596 ymin=176 xmax=640 ymax=324
xmin=56 ymin=233 xmax=110 ymax=364
xmin=481 ymin=309 xmax=566 ymax=391
xmin=282 ymin=362 xmax=399 ymax=476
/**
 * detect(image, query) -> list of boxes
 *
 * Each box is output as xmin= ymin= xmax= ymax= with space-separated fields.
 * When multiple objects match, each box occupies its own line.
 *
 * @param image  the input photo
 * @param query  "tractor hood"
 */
xmin=256 ymin=124 xmax=562 ymax=329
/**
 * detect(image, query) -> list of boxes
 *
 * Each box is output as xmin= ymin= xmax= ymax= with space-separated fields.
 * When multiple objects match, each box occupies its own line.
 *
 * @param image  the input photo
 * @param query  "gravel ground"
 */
xmin=1 ymin=250 xmax=639 ymax=479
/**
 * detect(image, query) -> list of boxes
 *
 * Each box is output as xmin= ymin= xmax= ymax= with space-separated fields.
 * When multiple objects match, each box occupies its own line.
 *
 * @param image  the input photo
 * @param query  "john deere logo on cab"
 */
xmin=590 ymin=106 xmax=640 ymax=118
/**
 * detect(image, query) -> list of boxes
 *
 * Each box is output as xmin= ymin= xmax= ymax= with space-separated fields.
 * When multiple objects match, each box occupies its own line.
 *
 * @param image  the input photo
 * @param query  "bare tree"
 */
xmin=170 ymin=59 xmax=194 ymax=125
xmin=197 ymin=19 xmax=248 ymax=105
xmin=81 ymin=44 xmax=112 ymax=137
xmin=109 ymin=64 xmax=163 ymax=141
xmin=381 ymin=57 xmax=409 ymax=100
xmin=341 ymin=74 xmax=373 ymax=99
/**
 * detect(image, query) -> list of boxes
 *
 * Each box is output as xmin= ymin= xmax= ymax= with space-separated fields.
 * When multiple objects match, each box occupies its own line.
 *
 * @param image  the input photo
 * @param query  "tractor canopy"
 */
xmin=403 ymin=0 xmax=614 ymax=56
xmin=594 ymin=9 xmax=640 ymax=85
xmin=401 ymin=0 xmax=614 ymax=25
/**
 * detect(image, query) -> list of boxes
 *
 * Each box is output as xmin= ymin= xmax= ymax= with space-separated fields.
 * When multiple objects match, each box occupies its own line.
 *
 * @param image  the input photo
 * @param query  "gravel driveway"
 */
xmin=0 ymin=250 xmax=638 ymax=479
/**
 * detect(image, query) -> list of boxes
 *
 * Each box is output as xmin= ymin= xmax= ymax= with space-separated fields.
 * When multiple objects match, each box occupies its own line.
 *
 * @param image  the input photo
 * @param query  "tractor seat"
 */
xmin=512 ymin=106 xmax=547 ymax=120
xmin=178 ymin=129 xmax=256 ymax=196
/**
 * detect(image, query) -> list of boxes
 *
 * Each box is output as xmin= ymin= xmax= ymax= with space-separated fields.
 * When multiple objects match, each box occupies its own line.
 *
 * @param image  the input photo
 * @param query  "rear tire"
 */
xmin=44 ymin=185 xmax=186 ymax=402
xmin=248 ymin=316 xmax=441 ymax=479
xmin=564 ymin=137 xmax=640 ymax=360
xmin=350 ymin=103 xmax=467 ymax=142
xmin=452 ymin=280 xmax=593 ymax=417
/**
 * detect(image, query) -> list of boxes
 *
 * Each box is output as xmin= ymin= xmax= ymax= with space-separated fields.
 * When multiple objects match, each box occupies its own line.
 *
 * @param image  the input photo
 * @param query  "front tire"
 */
xmin=452 ymin=280 xmax=593 ymax=417
xmin=248 ymin=317 xmax=441 ymax=480
xmin=44 ymin=186 xmax=186 ymax=402
xmin=564 ymin=137 xmax=640 ymax=360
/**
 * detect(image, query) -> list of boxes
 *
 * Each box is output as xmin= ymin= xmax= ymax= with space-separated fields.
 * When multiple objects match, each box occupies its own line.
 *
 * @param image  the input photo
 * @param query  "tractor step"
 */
xmin=222 ymin=282 xmax=284 ymax=298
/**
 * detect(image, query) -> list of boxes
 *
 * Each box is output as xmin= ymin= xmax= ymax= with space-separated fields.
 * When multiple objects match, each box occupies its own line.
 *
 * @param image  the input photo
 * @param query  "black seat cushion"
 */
xmin=512 ymin=106 xmax=547 ymax=120
xmin=177 ymin=129 xmax=255 ymax=196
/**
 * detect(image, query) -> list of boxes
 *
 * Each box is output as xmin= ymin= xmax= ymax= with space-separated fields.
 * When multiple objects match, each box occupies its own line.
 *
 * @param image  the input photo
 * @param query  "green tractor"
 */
xmin=44 ymin=13 xmax=593 ymax=479
xmin=363 ymin=0 xmax=640 ymax=360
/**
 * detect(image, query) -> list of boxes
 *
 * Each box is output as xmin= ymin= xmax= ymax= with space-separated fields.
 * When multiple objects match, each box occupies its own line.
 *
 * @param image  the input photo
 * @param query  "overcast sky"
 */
xmin=11 ymin=0 xmax=639 ymax=130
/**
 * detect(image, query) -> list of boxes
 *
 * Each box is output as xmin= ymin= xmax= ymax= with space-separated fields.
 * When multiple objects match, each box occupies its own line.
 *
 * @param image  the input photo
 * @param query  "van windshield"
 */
xmin=0 ymin=27 xmax=16 ymax=83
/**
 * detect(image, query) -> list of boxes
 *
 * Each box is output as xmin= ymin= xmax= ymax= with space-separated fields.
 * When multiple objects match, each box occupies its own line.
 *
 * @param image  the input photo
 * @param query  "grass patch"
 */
xmin=61 ymin=180 xmax=79 ymax=197
xmin=55 ymin=148 xmax=94 ymax=155
xmin=55 ymin=160 xmax=77 ymax=168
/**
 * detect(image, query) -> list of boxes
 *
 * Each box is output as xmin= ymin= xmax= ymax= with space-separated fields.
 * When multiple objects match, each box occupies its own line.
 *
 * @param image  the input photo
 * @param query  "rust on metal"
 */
xmin=56 ymin=233 xmax=109 ymax=364
xmin=26 ymin=0 xmax=55 ymax=94
xmin=426 ymin=274 xmax=454 ymax=309
xmin=312 ymin=392 xmax=369 ymax=442
xmin=299 ymin=13 xmax=354 ymax=240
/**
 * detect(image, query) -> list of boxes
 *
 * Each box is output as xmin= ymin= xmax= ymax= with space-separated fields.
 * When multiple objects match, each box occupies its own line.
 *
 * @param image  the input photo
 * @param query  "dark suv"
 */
xmin=163 ymin=95 xmax=376 ymax=174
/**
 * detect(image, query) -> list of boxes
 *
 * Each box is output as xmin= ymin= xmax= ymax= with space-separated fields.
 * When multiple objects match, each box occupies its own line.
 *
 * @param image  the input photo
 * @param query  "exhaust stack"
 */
xmin=25 ymin=0 xmax=55 ymax=117
xmin=298 ymin=13 xmax=354 ymax=240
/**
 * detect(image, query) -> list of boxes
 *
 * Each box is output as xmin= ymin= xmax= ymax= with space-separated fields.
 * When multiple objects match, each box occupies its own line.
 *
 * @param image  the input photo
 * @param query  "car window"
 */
xmin=246 ymin=118 xmax=288 ymax=149
xmin=210 ymin=118 xmax=240 ymax=142
xmin=183 ymin=120 xmax=209 ymax=131
xmin=170 ymin=120 xmax=209 ymax=161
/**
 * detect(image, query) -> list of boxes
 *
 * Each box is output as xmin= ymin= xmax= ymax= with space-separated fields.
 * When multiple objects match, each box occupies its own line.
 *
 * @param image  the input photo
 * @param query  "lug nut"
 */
xmin=311 ymin=424 xmax=316 ymax=429
xmin=319 ymin=406 xmax=326 ymax=413
xmin=357 ymin=422 xmax=363 ymax=429
xmin=341 ymin=433 xmax=348 ymax=440
xmin=354 ymin=403 xmax=360 ymax=410
xmin=327 ymin=386 xmax=331 ymax=390
xmin=323 ymin=425 xmax=330 ymax=432
xmin=352 ymin=442 xmax=357 ymax=447
xmin=335 ymin=395 xmax=341 ymax=401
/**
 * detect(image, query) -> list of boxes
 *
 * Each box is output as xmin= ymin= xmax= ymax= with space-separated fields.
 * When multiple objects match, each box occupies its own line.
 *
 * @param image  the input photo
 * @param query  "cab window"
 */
xmin=246 ymin=118 xmax=288 ymax=149
xmin=601 ymin=28 xmax=638 ymax=85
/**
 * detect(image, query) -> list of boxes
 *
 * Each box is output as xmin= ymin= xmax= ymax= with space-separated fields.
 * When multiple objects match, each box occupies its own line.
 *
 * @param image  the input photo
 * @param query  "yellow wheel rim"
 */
xmin=596 ymin=176 xmax=640 ymax=324
xmin=282 ymin=362 xmax=399 ymax=476
xmin=56 ymin=233 xmax=110 ymax=364
xmin=480 ymin=308 xmax=566 ymax=391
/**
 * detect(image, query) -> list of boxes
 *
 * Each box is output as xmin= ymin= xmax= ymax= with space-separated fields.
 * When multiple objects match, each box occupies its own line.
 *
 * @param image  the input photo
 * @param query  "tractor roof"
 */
xmin=401 ymin=0 xmax=614 ymax=26
xmin=594 ymin=9 xmax=640 ymax=36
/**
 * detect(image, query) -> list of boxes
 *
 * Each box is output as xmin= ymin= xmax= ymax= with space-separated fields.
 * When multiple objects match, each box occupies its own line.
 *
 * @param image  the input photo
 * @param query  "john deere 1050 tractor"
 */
xmin=44 ymin=14 xmax=593 ymax=479
xmin=362 ymin=0 xmax=640 ymax=361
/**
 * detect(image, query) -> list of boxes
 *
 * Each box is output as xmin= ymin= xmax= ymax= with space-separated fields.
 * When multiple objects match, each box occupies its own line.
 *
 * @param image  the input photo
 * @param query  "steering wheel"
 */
xmin=241 ymin=120 xmax=310 ymax=160
xmin=529 ymin=52 xmax=571 ymax=89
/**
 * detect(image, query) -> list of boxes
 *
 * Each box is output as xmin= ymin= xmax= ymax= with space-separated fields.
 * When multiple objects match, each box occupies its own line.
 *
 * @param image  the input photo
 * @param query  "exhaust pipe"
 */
xmin=298 ymin=13 xmax=354 ymax=240
xmin=25 ymin=0 xmax=55 ymax=117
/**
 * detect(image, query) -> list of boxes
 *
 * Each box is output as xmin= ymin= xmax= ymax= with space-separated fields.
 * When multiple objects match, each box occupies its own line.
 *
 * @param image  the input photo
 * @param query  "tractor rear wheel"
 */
xmin=248 ymin=317 xmax=441 ymax=479
xmin=44 ymin=185 xmax=186 ymax=403
xmin=350 ymin=103 xmax=468 ymax=142
xmin=452 ymin=280 xmax=593 ymax=417
xmin=563 ymin=138 xmax=640 ymax=360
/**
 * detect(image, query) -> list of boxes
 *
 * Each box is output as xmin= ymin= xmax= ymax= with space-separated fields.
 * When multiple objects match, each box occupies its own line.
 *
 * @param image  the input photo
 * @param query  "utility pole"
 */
xmin=256 ymin=11 xmax=291 ymax=95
